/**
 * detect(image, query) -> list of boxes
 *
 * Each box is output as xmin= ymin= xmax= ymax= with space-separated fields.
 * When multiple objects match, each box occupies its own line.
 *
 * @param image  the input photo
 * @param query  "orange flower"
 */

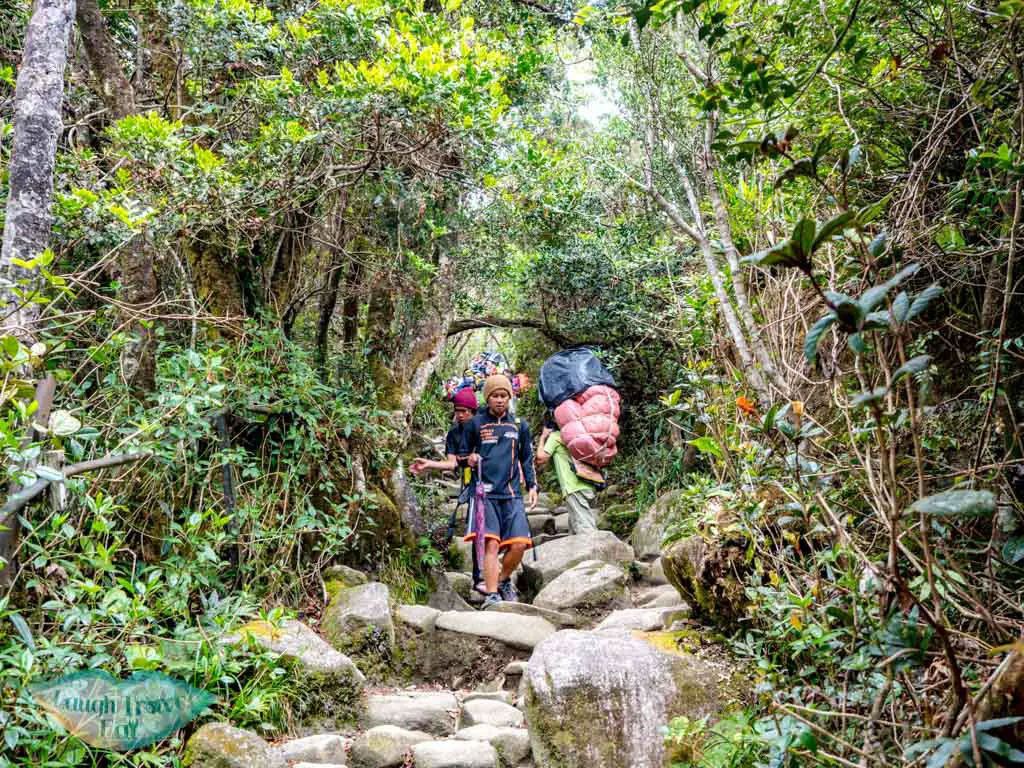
xmin=736 ymin=395 xmax=757 ymax=416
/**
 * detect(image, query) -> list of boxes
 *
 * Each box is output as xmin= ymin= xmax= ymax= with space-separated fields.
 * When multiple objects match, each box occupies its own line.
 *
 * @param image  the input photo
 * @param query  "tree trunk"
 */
xmin=141 ymin=8 xmax=186 ymax=118
xmin=341 ymin=257 xmax=364 ymax=347
xmin=185 ymin=232 xmax=244 ymax=325
xmin=312 ymin=198 xmax=350 ymax=372
xmin=1 ymin=0 xmax=76 ymax=343
xmin=315 ymin=250 xmax=346 ymax=373
xmin=364 ymin=191 xmax=460 ymax=538
xmin=118 ymin=233 xmax=158 ymax=392
xmin=700 ymin=118 xmax=790 ymax=399
xmin=75 ymin=0 xmax=134 ymax=120
xmin=627 ymin=20 xmax=770 ymax=402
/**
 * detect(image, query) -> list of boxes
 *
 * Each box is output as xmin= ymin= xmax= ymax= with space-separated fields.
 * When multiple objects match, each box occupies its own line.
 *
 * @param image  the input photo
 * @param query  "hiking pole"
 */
xmin=473 ymin=457 xmax=487 ymax=571
xmin=444 ymin=500 xmax=463 ymax=547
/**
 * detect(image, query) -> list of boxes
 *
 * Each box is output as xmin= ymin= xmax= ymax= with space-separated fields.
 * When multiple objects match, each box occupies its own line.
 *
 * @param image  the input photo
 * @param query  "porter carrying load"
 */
xmin=538 ymin=348 xmax=621 ymax=472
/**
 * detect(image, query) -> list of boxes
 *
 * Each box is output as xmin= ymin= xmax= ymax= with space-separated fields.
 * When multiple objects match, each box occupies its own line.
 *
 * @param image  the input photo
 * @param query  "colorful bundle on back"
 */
xmin=538 ymin=348 xmax=622 ymax=470
xmin=554 ymin=385 xmax=620 ymax=467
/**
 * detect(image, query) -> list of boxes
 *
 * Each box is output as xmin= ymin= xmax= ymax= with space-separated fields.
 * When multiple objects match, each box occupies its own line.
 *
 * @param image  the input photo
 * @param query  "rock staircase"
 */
xmin=185 ymin=479 xmax=741 ymax=768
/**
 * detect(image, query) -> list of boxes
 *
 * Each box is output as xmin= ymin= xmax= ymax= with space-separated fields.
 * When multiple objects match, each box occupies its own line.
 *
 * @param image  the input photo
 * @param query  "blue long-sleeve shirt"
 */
xmin=464 ymin=409 xmax=536 ymax=499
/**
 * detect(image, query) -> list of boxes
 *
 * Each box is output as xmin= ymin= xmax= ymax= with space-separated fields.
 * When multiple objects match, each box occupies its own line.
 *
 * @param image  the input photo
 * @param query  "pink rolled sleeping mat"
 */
xmin=554 ymin=385 xmax=621 ymax=468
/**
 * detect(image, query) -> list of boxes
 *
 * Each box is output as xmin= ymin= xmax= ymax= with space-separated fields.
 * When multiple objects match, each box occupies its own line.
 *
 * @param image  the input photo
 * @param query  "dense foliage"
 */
xmin=2 ymin=0 xmax=1023 ymax=765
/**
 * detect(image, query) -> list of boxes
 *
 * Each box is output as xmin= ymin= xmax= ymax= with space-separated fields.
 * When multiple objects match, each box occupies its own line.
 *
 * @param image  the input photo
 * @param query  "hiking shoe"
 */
xmin=498 ymin=579 xmax=518 ymax=603
xmin=481 ymin=592 xmax=503 ymax=610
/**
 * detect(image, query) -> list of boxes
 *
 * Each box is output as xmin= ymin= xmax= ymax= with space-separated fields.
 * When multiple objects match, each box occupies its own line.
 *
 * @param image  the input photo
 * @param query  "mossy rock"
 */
xmin=660 ymin=535 xmax=748 ymax=627
xmin=598 ymin=502 xmax=639 ymax=539
xmin=323 ymin=565 xmax=369 ymax=603
xmin=223 ymin=619 xmax=365 ymax=731
xmin=183 ymin=722 xmax=285 ymax=768
xmin=524 ymin=630 xmax=746 ymax=768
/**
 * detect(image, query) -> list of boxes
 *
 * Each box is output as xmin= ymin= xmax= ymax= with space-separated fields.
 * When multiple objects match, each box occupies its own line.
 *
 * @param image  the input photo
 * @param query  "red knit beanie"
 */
xmin=452 ymin=388 xmax=478 ymax=410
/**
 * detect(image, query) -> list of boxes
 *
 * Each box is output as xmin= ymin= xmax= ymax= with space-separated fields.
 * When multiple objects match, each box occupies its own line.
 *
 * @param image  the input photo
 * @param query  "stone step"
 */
xmin=519 ymin=530 xmax=634 ymax=592
xmin=532 ymin=560 xmax=630 ymax=617
xmin=434 ymin=610 xmax=555 ymax=651
xmin=593 ymin=607 xmax=670 ymax=633
xmin=462 ymin=690 xmax=514 ymax=705
xmin=275 ymin=733 xmax=349 ymax=763
xmin=396 ymin=604 xmax=442 ymax=632
xmin=530 ymin=532 xmax=568 ymax=547
xmin=350 ymin=724 xmax=432 ymax=768
xmin=455 ymin=725 xmax=532 ymax=766
xmin=487 ymin=600 xmax=578 ymax=628
xmin=527 ymin=513 xmax=555 ymax=536
xmin=633 ymin=583 xmax=685 ymax=608
xmin=412 ymin=739 xmax=499 ymax=768
xmin=362 ymin=691 xmax=459 ymax=736
xmin=460 ymin=698 xmax=525 ymax=729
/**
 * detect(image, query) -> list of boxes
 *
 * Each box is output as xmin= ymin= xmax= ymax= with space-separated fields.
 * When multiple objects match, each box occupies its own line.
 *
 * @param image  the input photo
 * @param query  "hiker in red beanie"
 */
xmin=410 ymin=387 xmax=479 ymax=478
xmin=411 ymin=387 xmax=484 ymax=592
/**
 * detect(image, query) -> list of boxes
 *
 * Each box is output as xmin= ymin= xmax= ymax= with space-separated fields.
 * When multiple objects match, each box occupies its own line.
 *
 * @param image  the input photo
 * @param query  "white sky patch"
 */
xmin=565 ymin=54 xmax=620 ymax=125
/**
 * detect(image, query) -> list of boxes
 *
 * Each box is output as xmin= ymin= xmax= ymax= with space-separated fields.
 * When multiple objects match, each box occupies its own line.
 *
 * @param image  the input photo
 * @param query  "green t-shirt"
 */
xmin=544 ymin=431 xmax=593 ymax=497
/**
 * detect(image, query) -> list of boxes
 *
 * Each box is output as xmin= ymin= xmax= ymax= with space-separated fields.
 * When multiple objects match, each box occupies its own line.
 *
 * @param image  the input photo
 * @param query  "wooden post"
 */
xmin=0 ymin=376 xmax=56 ymax=588
xmin=42 ymin=450 xmax=65 ymax=512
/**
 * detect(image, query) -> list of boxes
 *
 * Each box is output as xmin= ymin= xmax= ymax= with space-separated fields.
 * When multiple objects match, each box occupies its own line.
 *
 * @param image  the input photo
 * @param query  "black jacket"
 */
xmin=464 ymin=409 xmax=536 ymax=499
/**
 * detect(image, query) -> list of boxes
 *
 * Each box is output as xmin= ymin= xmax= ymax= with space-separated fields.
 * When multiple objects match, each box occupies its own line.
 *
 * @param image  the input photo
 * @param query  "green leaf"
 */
xmin=774 ymin=158 xmax=816 ymax=188
xmin=833 ymin=297 xmax=864 ymax=332
xmin=9 ymin=613 xmax=35 ymax=651
xmin=49 ymin=410 xmax=82 ymax=437
xmin=813 ymin=133 xmax=833 ymax=165
xmin=867 ymin=231 xmax=888 ymax=258
xmin=935 ymin=223 xmax=965 ymax=252
xmin=851 ymin=387 xmax=888 ymax=408
xmin=893 ymin=355 xmax=930 ymax=383
xmin=811 ymin=211 xmax=856 ymax=253
xmin=975 ymin=716 xmax=1024 ymax=732
xmin=793 ymin=217 xmax=816 ymax=261
xmin=33 ymin=466 xmax=64 ymax=483
xmin=861 ymin=310 xmax=891 ymax=330
xmin=687 ymin=436 xmax=723 ymax=459
xmin=976 ymin=732 xmax=1024 ymax=762
xmin=744 ymin=241 xmax=799 ymax=268
xmin=923 ymin=740 xmax=958 ymax=768
xmin=1 ymin=336 xmax=19 ymax=358
xmin=795 ymin=727 xmax=818 ymax=751
xmin=859 ymin=264 xmax=920 ymax=312
xmin=804 ymin=314 xmax=837 ymax=363
xmin=777 ymin=421 xmax=797 ymax=440
xmin=885 ymin=263 xmax=921 ymax=288
xmin=859 ymin=282 xmax=892 ymax=312
xmin=847 ymin=333 xmax=867 ymax=354
xmin=907 ymin=284 xmax=943 ymax=320
xmin=910 ymin=489 xmax=996 ymax=517
xmin=1002 ymin=538 xmax=1024 ymax=564
xmin=856 ymin=193 xmax=892 ymax=224
xmin=892 ymin=291 xmax=910 ymax=323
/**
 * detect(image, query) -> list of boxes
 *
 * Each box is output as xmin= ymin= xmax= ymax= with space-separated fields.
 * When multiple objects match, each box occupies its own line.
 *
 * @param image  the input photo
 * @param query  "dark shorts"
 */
xmin=464 ymin=496 xmax=533 ymax=550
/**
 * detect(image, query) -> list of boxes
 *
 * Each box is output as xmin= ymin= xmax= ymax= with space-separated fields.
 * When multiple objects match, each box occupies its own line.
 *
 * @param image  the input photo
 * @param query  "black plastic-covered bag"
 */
xmin=537 ymin=347 xmax=617 ymax=408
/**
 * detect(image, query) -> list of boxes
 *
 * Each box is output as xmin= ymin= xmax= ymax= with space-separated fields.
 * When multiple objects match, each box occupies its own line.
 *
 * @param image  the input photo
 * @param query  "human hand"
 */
xmin=467 ymin=453 xmax=480 ymax=468
xmin=409 ymin=458 xmax=428 ymax=475
xmin=528 ymin=487 xmax=538 ymax=511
